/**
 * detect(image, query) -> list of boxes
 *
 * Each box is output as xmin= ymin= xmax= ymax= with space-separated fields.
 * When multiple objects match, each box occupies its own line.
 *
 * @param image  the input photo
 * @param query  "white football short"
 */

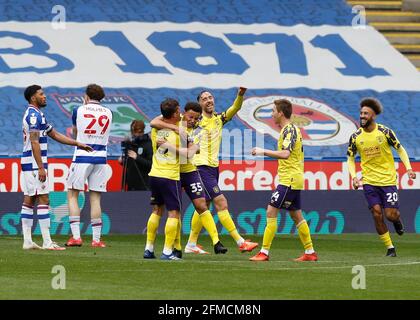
xmin=67 ymin=163 xmax=108 ymax=192
xmin=22 ymin=170 xmax=49 ymax=196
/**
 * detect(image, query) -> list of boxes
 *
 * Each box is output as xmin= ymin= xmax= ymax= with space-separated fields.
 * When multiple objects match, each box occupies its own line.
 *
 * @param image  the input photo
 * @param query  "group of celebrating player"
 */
xmin=20 ymin=84 xmax=416 ymax=261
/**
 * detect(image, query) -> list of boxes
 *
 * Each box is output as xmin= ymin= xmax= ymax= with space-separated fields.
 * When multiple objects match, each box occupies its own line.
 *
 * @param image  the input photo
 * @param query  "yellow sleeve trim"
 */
xmin=223 ymin=95 xmax=244 ymax=123
xmin=347 ymin=156 xmax=357 ymax=179
xmin=397 ymin=146 xmax=412 ymax=170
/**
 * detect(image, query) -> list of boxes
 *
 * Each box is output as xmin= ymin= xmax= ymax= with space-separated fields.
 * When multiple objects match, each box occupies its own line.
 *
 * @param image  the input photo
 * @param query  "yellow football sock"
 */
xmin=174 ymin=217 xmax=182 ymax=251
xmin=262 ymin=217 xmax=277 ymax=251
xmin=200 ymin=210 xmax=219 ymax=245
xmin=297 ymin=220 xmax=314 ymax=251
xmin=164 ymin=217 xmax=178 ymax=251
xmin=188 ymin=210 xmax=202 ymax=245
xmin=146 ymin=213 xmax=161 ymax=245
xmin=218 ymin=209 xmax=242 ymax=243
xmin=379 ymin=231 xmax=393 ymax=248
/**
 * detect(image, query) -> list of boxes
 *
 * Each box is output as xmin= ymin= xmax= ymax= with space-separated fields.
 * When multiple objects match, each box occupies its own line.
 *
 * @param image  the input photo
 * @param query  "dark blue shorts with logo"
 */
xmin=149 ymin=176 xmax=182 ymax=211
xmin=269 ymin=184 xmax=301 ymax=211
xmin=181 ymin=171 xmax=205 ymax=201
xmin=363 ymin=184 xmax=399 ymax=209
xmin=197 ymin=165 xmax=223 ymax=201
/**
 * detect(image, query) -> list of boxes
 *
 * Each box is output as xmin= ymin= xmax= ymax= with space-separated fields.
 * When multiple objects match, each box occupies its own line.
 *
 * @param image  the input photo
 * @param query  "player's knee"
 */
xmin=167 ymin=210 xmax=179 ymax=219
xmin=194 ymin=201 xmax=208 ymax=214
xmin=385 ymin=209 xmax=399 ymax=220
xmin=371 ymin=208 xmax=382 ymax=219
xmin=214 ymin=197 xmax=228 ymax=212
xmin=38 ymin=195 xmax=49 ymax=205
xmin=153 ymin=206 xmax=164 ymax=217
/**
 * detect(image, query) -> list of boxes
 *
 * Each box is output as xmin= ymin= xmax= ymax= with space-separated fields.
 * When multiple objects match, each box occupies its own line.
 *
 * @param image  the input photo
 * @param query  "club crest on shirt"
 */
xmin=237 ymin=95 xmax=357 ymax=146
xmin=30 ymin=114 xmax=37 ymax=125
xmin=376 ymin=136 xmax=384 ymax=144
xmin=52 ymin=94 xmax=150 ymax=142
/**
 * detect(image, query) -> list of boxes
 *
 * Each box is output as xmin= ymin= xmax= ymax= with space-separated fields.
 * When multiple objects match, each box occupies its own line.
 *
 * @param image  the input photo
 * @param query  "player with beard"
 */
xmin=347 ymin=98 xmax=416 ymax=257
xmin=20 ymin=85 xmax=92 ymax=250
xmin=150 ymin=88 xmax=258 ymax=253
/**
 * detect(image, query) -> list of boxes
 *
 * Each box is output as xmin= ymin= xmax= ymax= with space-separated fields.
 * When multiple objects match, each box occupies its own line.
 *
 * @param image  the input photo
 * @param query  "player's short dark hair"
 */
xmin=184 ymin=102 xmax=202 ymax=114
xmin=160 ymin=98 xmax=180 ymax=119
xmin=197 ymin=90 xmax=212 ymax=102
xmin=274 ymin=99 xmax=293 ymax=119
xmin=24 ymin=85 xmax=42 ymax=103
xmin=360 ymin=98 xmax=382 ymax=115
xmin=86 ymin=84 xmax=105 ymax=101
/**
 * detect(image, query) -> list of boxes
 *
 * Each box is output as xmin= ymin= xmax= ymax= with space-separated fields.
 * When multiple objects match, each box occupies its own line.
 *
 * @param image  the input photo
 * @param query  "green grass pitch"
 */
xmin=1 ymin=234 xmax=420 ymax=300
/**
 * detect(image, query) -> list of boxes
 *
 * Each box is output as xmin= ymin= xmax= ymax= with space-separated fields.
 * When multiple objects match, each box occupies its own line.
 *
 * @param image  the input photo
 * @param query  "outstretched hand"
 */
xmin=77 ymin=142 xmax=93 ymax=152
xmin=352 ymin=177 xmax=362 ymax=190
xmin=251 ymin=147 xmax=264 ymax=156
xmin=408 ymin=169 xmax=416 ymax=180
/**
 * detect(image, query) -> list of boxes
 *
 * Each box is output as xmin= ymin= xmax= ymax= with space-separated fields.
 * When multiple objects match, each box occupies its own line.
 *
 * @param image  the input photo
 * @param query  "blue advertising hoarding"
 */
xmin=1 ymin=191 xmax=419 ymax=235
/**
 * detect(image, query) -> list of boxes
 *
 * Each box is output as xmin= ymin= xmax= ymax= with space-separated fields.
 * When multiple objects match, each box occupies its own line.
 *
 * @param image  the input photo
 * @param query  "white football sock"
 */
xmin=69 ymin=216 xmax=81 ymax=239
xmin=37 ymin=205 xmax=51 ymax=245
xmin=21 ymin=204 xmax=34 ymax=243
xmin=91 ymin=218 xmax=102 ymax=242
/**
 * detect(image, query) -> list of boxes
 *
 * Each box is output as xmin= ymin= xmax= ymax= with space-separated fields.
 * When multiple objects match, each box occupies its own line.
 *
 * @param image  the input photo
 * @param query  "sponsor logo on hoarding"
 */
xmin=181 ymin=203 xmax=345 ymax=235
xmin=1 ymin=158 xmax=419 ymax=192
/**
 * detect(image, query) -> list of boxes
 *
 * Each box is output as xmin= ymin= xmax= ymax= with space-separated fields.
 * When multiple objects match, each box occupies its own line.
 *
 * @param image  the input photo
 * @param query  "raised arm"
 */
xmin=222 ymin=87 xmax=247 ymax=123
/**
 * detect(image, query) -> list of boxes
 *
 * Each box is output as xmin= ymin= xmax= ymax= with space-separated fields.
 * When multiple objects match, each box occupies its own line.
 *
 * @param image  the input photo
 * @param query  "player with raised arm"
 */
xmin=249 ymin=99 xmax=317 ymax=262
xmin=188 ymin=88 xmax=258 ymax=252
xmin=20 ymin=85 xmax=92 ymax=250
xmin=145 ymin=102 xmax=227 ymax=259
xmin=347 ymin=98 xmax=416 ymax=257
xmin=150 ymin=88 xmax=258 ymax=253
xmin=66 ymin=84 xmax=113 ymax=248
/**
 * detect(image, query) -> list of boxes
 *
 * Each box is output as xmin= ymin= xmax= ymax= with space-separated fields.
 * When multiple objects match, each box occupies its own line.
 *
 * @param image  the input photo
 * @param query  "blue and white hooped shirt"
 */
xmin=21 ymin=105 xmax=53 ymax=171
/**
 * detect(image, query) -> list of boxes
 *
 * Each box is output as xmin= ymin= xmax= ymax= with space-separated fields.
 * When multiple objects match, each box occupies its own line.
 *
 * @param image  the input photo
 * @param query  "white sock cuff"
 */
xmin=91 ymin=218 xmax=102 ymax=226
xmin=21 ymin=204 xmax=34 ymax=215
xmin=69 ymin=216 xmax=80 ymax=223
xmin=37 ymin=205 xmax=49 ymax=216
xmin=260 ymin=248 xmax=269 ymax=255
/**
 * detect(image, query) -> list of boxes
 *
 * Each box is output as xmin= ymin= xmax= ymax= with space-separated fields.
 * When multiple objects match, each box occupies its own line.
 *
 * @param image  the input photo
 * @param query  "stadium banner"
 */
xmin=0 ymin=22 xmax=418 ymax=91
xmin=1 ymin=191 xmax=420 ymax=236
xmin=1 ymin=158 xmax=419 ymax=192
